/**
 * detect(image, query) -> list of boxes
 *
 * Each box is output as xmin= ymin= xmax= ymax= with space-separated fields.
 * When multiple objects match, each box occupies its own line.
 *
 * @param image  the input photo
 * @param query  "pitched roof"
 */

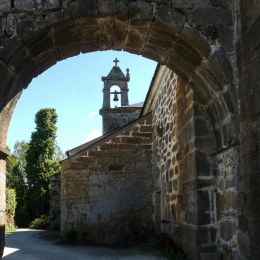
xmin=107 ymin=66 xmax=126 ymax=79
xmin=122 ymin=102 xmax=144 ymax=108
xmin=63 ymin=113 xmax=152 ymax=160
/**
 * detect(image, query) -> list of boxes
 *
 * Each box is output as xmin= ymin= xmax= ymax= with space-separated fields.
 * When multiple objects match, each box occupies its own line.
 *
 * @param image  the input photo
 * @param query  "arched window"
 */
xmin=110 ymin=85 xmax=121 ymax=108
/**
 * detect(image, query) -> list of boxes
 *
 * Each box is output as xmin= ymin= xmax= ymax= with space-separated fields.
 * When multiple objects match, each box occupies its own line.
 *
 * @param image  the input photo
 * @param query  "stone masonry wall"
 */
xmin=152 ymin=70 xmax=201 ymax=257
xmin=49 ymin=174 xmax=61 ymax=230
xmin=100 ymin=107 xmax=142 ymax=134
xmin=60 ymin=114 xmax=153 ymax=243
xmin=151 ymin=66 xmax=240 ymax=259
xmin=237 ymin=1 xmax=260 ymax=258
xmin=214 ymin=147 xmax=239 ymax=259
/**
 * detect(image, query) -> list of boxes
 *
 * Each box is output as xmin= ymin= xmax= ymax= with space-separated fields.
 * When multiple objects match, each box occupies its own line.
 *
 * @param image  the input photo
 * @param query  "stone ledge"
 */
xmin=0 ymin=146 xmax=10 ymax=159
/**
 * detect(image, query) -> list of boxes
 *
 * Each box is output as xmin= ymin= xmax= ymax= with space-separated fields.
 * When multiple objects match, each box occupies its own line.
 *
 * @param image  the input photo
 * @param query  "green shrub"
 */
xmin=6 ymin=189 xmax=17 ymax=217
xmin=6 ymin=189 xmax=17 ymax=231
xmin=30 ymin=214 xmax=50 ymax=229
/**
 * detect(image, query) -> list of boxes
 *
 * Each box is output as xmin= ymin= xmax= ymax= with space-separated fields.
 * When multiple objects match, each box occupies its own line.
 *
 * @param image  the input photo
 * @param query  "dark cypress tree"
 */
xmin=26 ymin=108 xmax=60 ymax=219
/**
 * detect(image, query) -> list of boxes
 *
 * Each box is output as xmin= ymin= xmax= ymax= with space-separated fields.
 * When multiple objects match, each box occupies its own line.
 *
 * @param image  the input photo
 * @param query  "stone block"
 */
xmin=197 ymin=227 xmax=211 ymax=245
xmin=0 ymin=61 xmax=17 ymax=96
xmin=99 ymin=16 xmax=114 ymax=50
xmin=210 ymin=46 xmax=233 ymax=83
xmin=175 ymin=39 xmax=203 ymax=68
xmin=14 ymin=0 xmax=59 ymax=11
xmin=181 ymin=26 xmax=211 ymax=58
xmin=113 ymin=17 xmax=128 ymax=50
xmin=0 ymin=0 xmax=10 ymax=13
xmin=120 ymin=137 xmax=143 ymax=144
xmin=124 ymin=26 xmax=150 ymax=55
xmin=14 ymin=0 xmax=35 ymax=11
xmin=155 ymin=4 xmax=186 ymax=32
xmin=197 ymin=177 xmax=215 ymax=189
xmin=143 ymin=21 xmax=177 ymax=63
xmin=172 ymin=0 xmax=211 ymax=8
xmin=238 ymin=214 xmax=248 ymax=232
xmin=200 ymin=252 xmax=221 ymax=260
xmin=220 ymin=219 xmax=237 ymax=241
xmin=237 ymin=230 xmax=251 ymax=258
xmin=78 ymin=0 xmax=98 ymax=16
xmin=102 ymin=143 xmax=118 ymax=150
xmin=194 ymin=117 xmax=210 ymax=137
xmin=0 ymin=18 xmax=6 ymax=37
xmin=5 ymin=14 xmax=16 ymax=37
xmin=32 ymin=50 xmax=57 ymax=75
xmin=195 ymin=150 xmax=211 ymax=176
xmin=197 ymin=190 xmax=210 ymax=213
xmin=42 ymin=0 xmax=60 ymax=10
xmin=128 ymin=1 xmax=153 ymax=21
xmin=193 ymin=7 xmax=232 ymax=27
xmin=97 ymin=0 xmax=116 ymax=15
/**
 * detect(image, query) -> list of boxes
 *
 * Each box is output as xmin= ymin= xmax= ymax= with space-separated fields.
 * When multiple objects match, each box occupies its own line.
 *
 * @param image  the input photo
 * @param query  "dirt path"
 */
xmin=3 ymin=229 xmax=165 ymax=260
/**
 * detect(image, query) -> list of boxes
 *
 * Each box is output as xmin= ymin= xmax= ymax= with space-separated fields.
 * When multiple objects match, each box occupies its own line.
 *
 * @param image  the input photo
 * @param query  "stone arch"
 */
xmin=0 ymin=1 xmax=237 ymax=148
xmin=0 ymin=0 xmax=239 ymax=258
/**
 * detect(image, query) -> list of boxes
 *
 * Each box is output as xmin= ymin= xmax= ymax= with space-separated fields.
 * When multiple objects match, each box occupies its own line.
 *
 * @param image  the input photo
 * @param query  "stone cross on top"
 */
xmin=113 ymin=58 xmax=119 ymax=66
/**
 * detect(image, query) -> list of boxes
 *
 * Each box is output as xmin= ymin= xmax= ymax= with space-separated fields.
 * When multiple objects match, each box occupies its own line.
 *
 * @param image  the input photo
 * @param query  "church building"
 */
xmin=60 ymin=59 xmax=154 ymax=243
xmin=58 ymin=59 xmax=236 ymax=259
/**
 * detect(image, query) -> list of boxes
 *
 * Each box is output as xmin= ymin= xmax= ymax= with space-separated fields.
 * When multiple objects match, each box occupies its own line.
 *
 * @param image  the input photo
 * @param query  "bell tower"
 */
xmin=99 ymin=59 xmax=142 ymax=134
xmin=101 ymin=58 xmax=130 ymax=110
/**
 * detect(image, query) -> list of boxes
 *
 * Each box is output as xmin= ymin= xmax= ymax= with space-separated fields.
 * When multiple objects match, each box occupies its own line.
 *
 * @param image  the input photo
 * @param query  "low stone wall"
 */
xmin=60 ymin=114 xmax=153 ymax=243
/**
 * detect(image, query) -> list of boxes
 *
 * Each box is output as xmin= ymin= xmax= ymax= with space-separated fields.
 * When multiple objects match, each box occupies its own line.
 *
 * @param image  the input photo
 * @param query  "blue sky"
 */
xmin=7 ymin=51 xmax=157 ymax=153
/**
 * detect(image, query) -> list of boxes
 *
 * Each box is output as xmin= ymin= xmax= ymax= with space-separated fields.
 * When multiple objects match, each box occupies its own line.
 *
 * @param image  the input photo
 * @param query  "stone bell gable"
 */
xmin=60 ymin=113 xmax=154 ymax=243
xmin=99 ymin=59 xmax=142 ymax=134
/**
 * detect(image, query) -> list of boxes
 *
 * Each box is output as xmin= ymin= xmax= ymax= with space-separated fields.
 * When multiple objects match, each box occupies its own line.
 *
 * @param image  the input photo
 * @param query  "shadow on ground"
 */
xmin=3 ymin=229 xmax=165 ymax=260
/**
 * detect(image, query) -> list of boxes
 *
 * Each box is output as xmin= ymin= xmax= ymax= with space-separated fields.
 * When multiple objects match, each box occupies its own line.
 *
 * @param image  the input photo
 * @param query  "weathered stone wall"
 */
xmin=49 ymin=174 xmax=61 ymax=230
xmin=214 ymin=147 xmax=239 ymax=259
xmin=151 ymin=68 xmax=203 ymax=257
xmin=236 ymin=1 xmax=260 ymax=259
xmin=0 ymin=0 xmax=255 ymax=258
xmin=60 ymin=114 xmax=153 ymax=243
xmin=148 ymin=66 xmax=240 ymax=259
xmin=100 ymin=107 xmax=142 ymax=134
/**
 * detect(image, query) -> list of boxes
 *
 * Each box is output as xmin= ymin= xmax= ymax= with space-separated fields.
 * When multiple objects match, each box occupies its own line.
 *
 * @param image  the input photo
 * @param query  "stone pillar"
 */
xmin=0 ymin=148 xmax=9 ymax=258
xmin=102 ymin=87 xmax=110 ymax=109
xmin=237 ymin=1 xmax=260 ymax=258
xmin=120 ymin=85 xmax=129 ymax=106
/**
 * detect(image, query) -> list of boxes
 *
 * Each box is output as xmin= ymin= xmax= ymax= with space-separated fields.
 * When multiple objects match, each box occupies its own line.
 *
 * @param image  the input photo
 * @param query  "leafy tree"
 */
xmin=25 ymin=108 xmax=60 ymax=219
xmin=6 ymin=141 xmax=30 ymax=227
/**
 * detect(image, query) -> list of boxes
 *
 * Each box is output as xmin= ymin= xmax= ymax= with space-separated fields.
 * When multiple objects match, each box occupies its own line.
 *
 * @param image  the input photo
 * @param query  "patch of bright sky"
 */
xmin=7 ymin=51 xmax=157 ymax=153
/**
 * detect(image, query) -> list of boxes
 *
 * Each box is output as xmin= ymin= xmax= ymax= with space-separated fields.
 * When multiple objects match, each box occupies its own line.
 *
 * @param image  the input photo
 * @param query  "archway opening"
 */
xmin=7 ymin=51 xmax=157 ymax=152
xmin=110 ymin=85 xmax=122 ymax=108
xmin=0 ymin=2 xmax=239 ymax=258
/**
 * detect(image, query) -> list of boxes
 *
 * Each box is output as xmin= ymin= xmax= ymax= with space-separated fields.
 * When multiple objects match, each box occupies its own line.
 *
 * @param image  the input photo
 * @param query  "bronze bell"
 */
xmin=113 ymin=91 xmax=119 ymax=102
